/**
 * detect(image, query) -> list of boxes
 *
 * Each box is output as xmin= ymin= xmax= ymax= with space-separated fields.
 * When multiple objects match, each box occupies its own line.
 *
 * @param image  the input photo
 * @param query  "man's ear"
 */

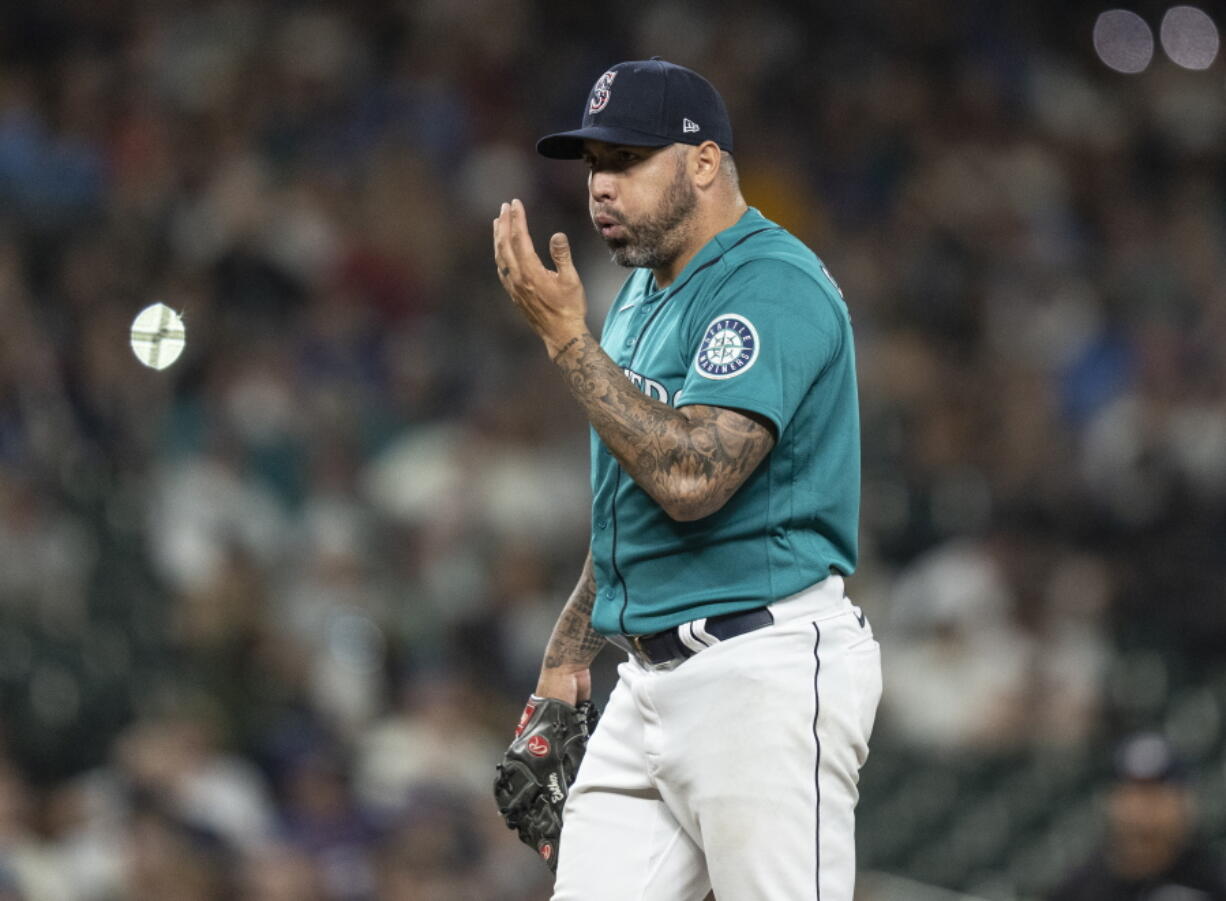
xmin=692 ymin=141 xmax=723 ymax=189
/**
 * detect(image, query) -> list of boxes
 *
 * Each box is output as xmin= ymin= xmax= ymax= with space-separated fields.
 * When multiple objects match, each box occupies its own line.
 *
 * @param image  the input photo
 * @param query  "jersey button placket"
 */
xmin=625 ymin=299 xmax=654 ymax=354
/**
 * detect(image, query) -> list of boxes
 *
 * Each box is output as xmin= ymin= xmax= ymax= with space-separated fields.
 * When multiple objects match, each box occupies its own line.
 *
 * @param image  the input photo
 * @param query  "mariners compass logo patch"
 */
xmin=589 ymin=70 xmax=617 ymax=113
xmin=695 ymin=314 xmax=759 ymax=379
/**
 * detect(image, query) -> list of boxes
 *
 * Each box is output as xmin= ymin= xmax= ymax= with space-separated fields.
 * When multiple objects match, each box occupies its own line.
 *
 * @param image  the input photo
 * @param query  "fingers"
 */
xmin=494 ymin=200 xmax=580 ymax=328
xmin=548 ymin=232 xmax=575 ymax=280
xmin=506 ymin=199 xmax=541 ymax=272
xmin=493 ymin=202 xmax=516 ymax=286
xmin=494 ymin=199 xmax=549 ymax=284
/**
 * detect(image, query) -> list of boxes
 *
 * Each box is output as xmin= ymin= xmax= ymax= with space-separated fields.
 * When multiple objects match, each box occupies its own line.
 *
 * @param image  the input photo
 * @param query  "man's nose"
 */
xmin=589 ymin=171 xmax=616 ymax=202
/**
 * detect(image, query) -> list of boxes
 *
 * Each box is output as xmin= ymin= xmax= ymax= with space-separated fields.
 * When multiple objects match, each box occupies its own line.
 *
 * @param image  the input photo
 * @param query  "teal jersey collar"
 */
xmin=645 ymin=207 xmax=773 ymax=295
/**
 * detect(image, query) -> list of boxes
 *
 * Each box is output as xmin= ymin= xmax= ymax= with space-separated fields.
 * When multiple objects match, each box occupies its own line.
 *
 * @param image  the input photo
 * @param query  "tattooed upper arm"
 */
xmin=550 ymin=333 xmax=776 ymax=522
xmin=659 ymin=404 xmax=776 ymax=521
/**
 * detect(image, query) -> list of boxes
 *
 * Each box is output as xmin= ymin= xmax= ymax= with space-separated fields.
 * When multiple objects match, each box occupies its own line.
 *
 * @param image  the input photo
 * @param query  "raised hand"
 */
xmin=493 ymin=198 xmax=591 ymax=360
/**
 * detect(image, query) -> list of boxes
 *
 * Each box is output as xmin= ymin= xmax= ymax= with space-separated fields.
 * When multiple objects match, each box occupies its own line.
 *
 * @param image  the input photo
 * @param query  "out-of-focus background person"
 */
xmin=1 ymin=2 xmax=1225 ymax=899
xmin=1049 ymin=733 xmax=1226 ymax=901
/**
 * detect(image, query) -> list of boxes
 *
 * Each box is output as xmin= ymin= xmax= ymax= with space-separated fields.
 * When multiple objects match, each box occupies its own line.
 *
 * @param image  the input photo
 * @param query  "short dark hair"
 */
xmin=720 ymin=152 xmax=738 ymax=184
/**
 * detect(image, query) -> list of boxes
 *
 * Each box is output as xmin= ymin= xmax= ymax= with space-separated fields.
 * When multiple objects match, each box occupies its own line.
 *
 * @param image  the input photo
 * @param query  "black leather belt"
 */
xmin=626 ymin=606 xmax=775 ymax=666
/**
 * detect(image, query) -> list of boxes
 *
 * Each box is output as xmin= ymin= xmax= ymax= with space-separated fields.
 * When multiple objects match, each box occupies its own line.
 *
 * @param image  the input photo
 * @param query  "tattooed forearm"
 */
xmin=551 ymin=334 xmax=583 ymax=363
xmin=542 ymin=552 xmax=605 ymax=669
xmin=553 ymin=334 xmax=776 ymax=521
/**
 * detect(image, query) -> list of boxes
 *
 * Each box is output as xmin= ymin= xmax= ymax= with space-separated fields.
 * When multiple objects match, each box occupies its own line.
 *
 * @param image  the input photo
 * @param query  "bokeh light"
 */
xmin=1094 ymin=9 xmax=1155 ymax=73
xmin=1160 ymin=6 xmax=1220 ymax=69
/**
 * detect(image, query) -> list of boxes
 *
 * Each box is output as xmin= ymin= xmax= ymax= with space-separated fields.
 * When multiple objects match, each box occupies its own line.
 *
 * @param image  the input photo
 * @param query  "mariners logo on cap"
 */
xmin=589 ymin=70 xmax=617 ymax=113
xmin=695 ymin=314 xmax=759 ymax=379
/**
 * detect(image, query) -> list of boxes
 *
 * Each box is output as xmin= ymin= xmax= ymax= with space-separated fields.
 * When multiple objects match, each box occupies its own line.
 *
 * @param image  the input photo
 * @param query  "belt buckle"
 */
xmin=629 ymin=634 xmax=649 ymax=660
xmin=629 ymin=633 xmax=678 ymax=670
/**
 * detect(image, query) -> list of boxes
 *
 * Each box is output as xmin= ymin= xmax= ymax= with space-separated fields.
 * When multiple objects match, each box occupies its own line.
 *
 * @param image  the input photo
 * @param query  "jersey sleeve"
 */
xmin=674 ymin=259 xmax=846 ymax=436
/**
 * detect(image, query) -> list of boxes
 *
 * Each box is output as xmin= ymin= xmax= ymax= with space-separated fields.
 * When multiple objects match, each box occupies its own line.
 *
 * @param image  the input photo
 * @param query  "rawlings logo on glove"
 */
xmin=493 ymin=695 xmax=600 ymax=872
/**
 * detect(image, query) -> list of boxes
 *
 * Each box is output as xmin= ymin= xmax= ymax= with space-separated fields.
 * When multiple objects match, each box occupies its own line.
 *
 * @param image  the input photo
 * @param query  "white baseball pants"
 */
xmin=552 ymin=575 xmax=882 ymax=901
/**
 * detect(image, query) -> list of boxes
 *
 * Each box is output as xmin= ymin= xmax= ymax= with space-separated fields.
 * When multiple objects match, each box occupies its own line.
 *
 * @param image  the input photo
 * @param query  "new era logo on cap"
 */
xmin=536 ymin=58 xmax=734 ymax=159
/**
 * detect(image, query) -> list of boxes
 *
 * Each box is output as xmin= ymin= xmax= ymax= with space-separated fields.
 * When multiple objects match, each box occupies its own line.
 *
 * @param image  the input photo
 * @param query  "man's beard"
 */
xmin=595 ymin=157 xmax=698 ymax=270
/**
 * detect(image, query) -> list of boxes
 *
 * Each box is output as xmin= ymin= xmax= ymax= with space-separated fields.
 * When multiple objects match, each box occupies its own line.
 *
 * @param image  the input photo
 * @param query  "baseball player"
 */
xmin=492 ymin=58 xmax=882 ymax=900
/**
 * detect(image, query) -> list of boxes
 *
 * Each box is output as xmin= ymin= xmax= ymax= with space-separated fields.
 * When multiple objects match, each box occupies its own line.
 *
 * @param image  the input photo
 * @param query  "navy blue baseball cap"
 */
xmin=537 ymin=58 xmax=734 ymax=159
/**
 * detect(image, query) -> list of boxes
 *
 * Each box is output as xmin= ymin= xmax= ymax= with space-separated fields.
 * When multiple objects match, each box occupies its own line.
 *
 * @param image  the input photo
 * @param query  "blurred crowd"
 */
xmin=0 ymin=0 xmax=1224 ymax=898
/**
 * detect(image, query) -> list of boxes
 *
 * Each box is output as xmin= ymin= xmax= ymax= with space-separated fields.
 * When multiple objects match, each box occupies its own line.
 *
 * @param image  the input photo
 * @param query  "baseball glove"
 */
xmin=493 ymin=695 xmax=600 ymax=871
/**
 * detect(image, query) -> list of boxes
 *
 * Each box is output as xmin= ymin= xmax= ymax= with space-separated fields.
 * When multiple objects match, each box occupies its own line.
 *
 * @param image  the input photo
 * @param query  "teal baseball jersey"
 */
xmin=588 ymin=207 xmax=860 ymax=637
